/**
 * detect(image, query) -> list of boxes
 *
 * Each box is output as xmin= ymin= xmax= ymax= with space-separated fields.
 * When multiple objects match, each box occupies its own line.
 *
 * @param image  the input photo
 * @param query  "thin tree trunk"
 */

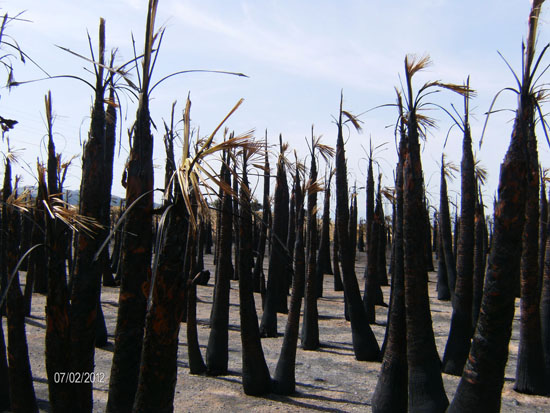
xmin=334 ymin=93 xmax=380 ymax=361
xmin=372 ymin=105 xmax=408 ymax=412
xmin=239 ymin=150 xmax=271 ymax=395
xmin=107 ymin=3 xmax=157 ymax=410
xmin=443 ymin=105 xmax=476 ymax=377
xmin=448 ymin=4 xmax=539 ymax=404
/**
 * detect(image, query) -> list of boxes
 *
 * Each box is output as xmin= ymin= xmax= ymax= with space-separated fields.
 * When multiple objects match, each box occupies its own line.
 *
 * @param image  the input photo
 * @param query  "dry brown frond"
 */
xmin=406 ymin=54 xmax=432 ymax=78
xmin=428 ymin=81 xmax=476 ymax=98
xmin=44 ymin=196 xmax=102 ymax=236
xmin=442 ymin=155 xmax=459 ymax=180
xmin=342 ymin=110 xmax=363 ymax=132
xmin=474 ymin=157 xmax=488 ymax=186
xmin=381 ymin=186 xmax=395 ymax=203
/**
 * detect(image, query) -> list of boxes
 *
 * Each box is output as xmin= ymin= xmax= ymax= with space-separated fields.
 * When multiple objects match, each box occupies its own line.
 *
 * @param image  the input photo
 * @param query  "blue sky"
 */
xmin=2 ymin=0 xmax=550 ymax=218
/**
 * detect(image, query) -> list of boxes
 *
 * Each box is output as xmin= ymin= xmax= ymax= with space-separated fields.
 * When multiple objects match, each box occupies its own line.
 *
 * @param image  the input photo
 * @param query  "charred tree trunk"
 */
xmin=206 ymin=152 xmax=232 ymax=376
xmin=514 ymin=105 xmax=546 ymax=395
xmin=372 ymin=106 xmax=408 ymax=413
xmin=4 ymin=160 xmax=38 ymax=413
xmin=107 ymin=3 xmax=157 ymax=410
xmin=238 ymin=150 xmax=271 ymax=395
xmin=260 ymin=137 xmax=289 ymax=337
xmin=333 ymin=216 xmax=344 ymax=292
xmin=316 ymin=173 xmax=333 ymax=298
xmin=334 ymin=94 xmax=379 ymax=361
xmin=402 ymin=61 xmax=448 ymax=411
xmin=471 ymin=188 xmax=487 ymax=329
xmin=448 ymin=5 xmax=539 ymax=405
xmin=439 ymin=159 xmax=457 ymax=299
xmin=253 ymin=134 xmax=270 ymax=294
xmin=70 ymin=20 xmax=108 ymax=411
xmin=302 ymin=146 xmax=319 ymax=350
xmin=442 ymin=106 xmax=476 ymax=377
xmin=273 ymin=172 xmax=304 ymax=395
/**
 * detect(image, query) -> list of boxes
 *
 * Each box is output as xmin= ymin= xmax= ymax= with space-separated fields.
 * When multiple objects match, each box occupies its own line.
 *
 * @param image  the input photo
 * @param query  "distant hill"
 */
xmin=20 ymin=186 xmax=125 ymax=207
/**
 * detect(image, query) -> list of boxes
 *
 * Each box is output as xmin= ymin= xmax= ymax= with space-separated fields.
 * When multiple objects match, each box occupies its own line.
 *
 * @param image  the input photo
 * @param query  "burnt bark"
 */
xmin=334 ymin=94 xmax=380 ymax=361
xmin=238 ymin=151 xmax=271 ymax=395
xmin=442 ymin=117 xmax=476 ymax=377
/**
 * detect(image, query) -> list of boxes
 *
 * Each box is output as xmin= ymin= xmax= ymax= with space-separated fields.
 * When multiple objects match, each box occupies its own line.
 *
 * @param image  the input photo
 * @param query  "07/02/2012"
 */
xmin=53 ymin=371 xmax=106 ymax=384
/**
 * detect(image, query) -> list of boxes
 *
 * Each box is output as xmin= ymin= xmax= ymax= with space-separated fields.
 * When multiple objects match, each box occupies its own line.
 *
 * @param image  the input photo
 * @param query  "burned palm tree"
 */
xmin=2 ymin=158 xmax=37 ymax=413
xmin=317 ymin=168 xmax=335 ymax=297
xmin=107 ymin=2 xmax=158 ymax=410
xmin=302 ymin=130 xmax=333 ymax=350
xmin=372 ymin=92 xmax=408 ymax=413
xmin=206 ymin=148 xmax=233 ymax=375
xmin=449 ymin=1 xmax=546 ymax=409
xmin=253 ymin=132 xmax=270 ymax=294
xmin=239 ymin=146 xmax=272 ymax=395
xmin=273 ymin=162 xmax=305 ymax=395
xmin=334 ymin=92 xmax=380 ymax=361
xmin=42 ymin=92 xmax=74 ymax=412
xmin=439 ymin=155 xmax=458 ymax=300
xmin=443 ymin=81 xmax=477 ymax=377
xmin=401 ymin=54 xmax=470 ymax=411
xmin=260 ymin=136 xmax=290 ymax=337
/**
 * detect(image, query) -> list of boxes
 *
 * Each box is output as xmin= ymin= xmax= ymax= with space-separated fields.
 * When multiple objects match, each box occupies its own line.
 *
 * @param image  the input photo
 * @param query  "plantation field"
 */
xmin=16 ymin=249 xmax=550 ymax=412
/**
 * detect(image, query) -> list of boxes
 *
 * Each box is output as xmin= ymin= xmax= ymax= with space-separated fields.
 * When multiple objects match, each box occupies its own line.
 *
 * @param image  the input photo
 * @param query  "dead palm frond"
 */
xmin=474 ymin=156 xmax=488 ymax=186
xmin=175 ymin=96 xmax=256 ymax=229
xmin=441 ymin=154 xmax=459 ymax=180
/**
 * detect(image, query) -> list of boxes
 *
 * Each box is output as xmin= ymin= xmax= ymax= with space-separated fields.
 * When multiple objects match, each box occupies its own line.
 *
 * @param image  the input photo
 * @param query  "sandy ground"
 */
xmin=12 ymin=250 xmax=550 ymax=412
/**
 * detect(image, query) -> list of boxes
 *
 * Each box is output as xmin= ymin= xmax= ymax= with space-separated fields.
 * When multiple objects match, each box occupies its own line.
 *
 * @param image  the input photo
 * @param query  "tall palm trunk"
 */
xmin=333 ymin=216 xmax=344 ymax=291
xmin=260 ymin=137 xmax=289 ymax=337
xmin=4 ymin=160 xmax=38 ymax=413
xmin=302 ymin=145 xmax=319 ymax=350
xmin=363 ymin=158 xmax=379 ymax=323
xmin=132 ymin=105 xmax=189 ymax=412
xmin=402 ymin=57 xmax=448 ymax=412
xmin=107 ymin=2 xmax=157 ymax=411
xmin=439 ymin=159 xmax=457 ymax=299
xmin=443 ymin=99 xmax=476 ymax=376
xmin=239 ymin=150 xmax=271 ymax=395
xmin=372 ymin=100 xmax=408 ymax=412
xmin=316 ymin=172 xmax=333 ymax=298
xmin=334 ymin=93 xmax=379 ymax=361
xmin=70 ymin=19 xmax=107 ymax=411
xmin=253 ymin=134 xmax=270 ymax=293
xmin=206 ymin=151 xmax=232 ymax=375
xmin=471 ymin=187 xmax=487 ymax=329
xmin=273 ymin=173 xmax=304 ymax=395
xmin=43 ymin=93 xmax=74 ymax=413
xmin=449 ymin=4 xmax=542 ymax=410
xmin=514 ymin=104 xmax=546 ymax=394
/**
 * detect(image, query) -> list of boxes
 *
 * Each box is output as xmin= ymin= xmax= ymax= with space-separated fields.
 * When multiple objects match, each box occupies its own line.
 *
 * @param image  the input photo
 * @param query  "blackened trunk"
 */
xmin=107 ymin=3 xmax=156 ymax=409
xmin=442 ymin=120 xmax=476 ymax=377
xmin=403 ymin=104 xmax=448 ymax=409
xmin=333 ymin=217 xmax=344 ymax=292
xmin=302 ymin=151 xmax=319 ymax=350
xmin=260 ymin=139 xmax=289 ymax=336
xmin=4 ymin=163 xmax=38 ymax=413
xmin=448 ymin=84 xmax=532 ymax=413
xmin=239 ymin=151 xmax=271 ymax=395
xmin=372 ymin=118 xmax=408 ymax=413
xmin=334 ymin=94 xmax=380 ymax=361
xmin=206 ymin=158 xmax=232 ymax=375
xmin=514 ymin=113 xmax=546 ymax=395
xmin=273 ymin=177 xmax=304 ymax=395
xmin=471 ymin=190 xmax=487 ymax=329
xmin=70 ymin=20 xmax=107 ymax=411
xmin=437 ymin=226 xmax=451 ymax=300
xmin=316 ymin=178 xmax=333 ymax=298
xmin=253 ymin=136 xmax=270 ymax=293
xmin=439 ymin=162 xmax=457 ymax=298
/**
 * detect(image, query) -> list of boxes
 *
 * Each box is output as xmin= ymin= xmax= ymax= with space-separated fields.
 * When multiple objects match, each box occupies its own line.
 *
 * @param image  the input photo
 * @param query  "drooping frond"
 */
xmin=342 ymin=110 xmax=363 ymax=132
